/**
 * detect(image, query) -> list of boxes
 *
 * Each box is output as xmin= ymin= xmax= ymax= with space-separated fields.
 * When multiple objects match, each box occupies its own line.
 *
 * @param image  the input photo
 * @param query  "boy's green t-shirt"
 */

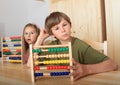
xmin=49 ymin=37 xmax=109 ymax=64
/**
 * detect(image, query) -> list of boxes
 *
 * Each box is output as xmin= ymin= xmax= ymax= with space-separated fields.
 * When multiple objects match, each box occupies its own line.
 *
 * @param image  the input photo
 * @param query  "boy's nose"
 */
xmin=61 ymin=27 xmax=65 ymax=32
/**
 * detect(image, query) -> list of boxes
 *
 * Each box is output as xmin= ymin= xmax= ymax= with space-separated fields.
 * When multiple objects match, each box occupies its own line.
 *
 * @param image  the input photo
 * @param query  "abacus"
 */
xmin=30 ymin=42 xmax=73 ymax=82
xmin=1 ymin=36 xmax=23 ymax=64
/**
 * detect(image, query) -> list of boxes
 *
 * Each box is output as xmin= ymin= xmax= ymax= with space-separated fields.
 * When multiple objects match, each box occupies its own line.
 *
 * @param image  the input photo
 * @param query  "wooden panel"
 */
xmin=105 ymin=0 xmax=120 ymax=68
xmin=50 ymin=0 xmax=106 ymax=42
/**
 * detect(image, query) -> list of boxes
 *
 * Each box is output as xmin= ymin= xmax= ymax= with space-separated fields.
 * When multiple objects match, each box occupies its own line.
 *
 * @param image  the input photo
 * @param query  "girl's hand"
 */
xmin=70 ymin=59 xmax=89 ymax=81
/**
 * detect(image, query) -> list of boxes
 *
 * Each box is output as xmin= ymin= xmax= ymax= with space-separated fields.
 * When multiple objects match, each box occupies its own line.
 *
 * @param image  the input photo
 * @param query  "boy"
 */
xmin=43 ymin=11 xmax=118 ymax=81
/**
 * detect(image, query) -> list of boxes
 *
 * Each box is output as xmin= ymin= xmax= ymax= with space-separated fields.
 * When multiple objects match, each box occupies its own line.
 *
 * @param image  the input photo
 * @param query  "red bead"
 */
xmin=34 ymin=66 xmax=40 ymax=70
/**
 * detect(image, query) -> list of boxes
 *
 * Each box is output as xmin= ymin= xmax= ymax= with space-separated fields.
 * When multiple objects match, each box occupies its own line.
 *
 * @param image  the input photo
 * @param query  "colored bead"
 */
xmin=59 ymin=48 xmax=63 ymax=51
xmin=34 ymin=73 xmax=43 ymax=77
xmin=35 ymin=61 xmax=39 ymax=65
xmin=53 ymin=48 xmax=57 ymax=52
xmin=56 ymin=48 xmax=60 ymax=51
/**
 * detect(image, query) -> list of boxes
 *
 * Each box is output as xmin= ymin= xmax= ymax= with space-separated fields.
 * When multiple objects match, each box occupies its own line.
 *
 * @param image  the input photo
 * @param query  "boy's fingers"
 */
xmin=72 ymin=58 xmax=78 ymax=65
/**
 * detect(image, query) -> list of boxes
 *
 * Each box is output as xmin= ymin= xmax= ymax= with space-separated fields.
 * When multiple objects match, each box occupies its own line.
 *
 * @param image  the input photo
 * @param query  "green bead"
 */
xmin=39 ymin=49 xmax=42 ymax=52
xmin=48 ymin=48 xmax=51 ymax=52
xmin=3 ymin=52 xmax=12 ymax=55
xmin=59 ymin=48 xmax=63 ymax=51
xmin=53 ymin=48 xmax=57 ymax=52
xmin=36 ymin=49 xmax=39 ymax=52
xmin=65 ymin=47 xmax=69 ymax=51
xmin=56 ymin=48 xmax=60 ymax=51
xmin=17 ymin=52 xmax=21 ymax=55
xmin=62 ymin=48 xmax=66 ymax=51
xmin=51 ymin=48 xmax=54 ymax=52
xmin=32 ymin=49 xmax=35 ymax=52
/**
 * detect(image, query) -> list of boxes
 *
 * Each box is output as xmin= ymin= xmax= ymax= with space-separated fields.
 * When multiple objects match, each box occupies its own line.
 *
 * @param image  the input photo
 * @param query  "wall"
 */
xmin=0 ymin=0 xmax=27 ymax=36
xmin=0 ymin=0 xmax=50 ymax=50
xmin=27 ymin=0 xmax=50 ymax=28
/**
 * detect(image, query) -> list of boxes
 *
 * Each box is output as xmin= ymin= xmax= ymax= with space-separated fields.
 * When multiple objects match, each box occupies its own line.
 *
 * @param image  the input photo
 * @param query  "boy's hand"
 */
xmin=34 ymin=29 xmax=49 ymax=46
xmin=70 ymin=59 xmax=89 ymax=81
xmin=39 ymin=29 xmax=49 ymax=40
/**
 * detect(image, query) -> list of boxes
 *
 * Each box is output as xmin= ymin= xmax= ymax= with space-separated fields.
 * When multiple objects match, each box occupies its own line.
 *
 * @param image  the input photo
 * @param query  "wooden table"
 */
xmin=0 ymin=62 xmax=120 ymax=85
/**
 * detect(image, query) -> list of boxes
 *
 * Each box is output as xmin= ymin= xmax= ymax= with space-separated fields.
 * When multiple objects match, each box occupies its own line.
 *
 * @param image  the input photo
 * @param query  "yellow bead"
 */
xmin=35 ymin=61 xmax=39 ymax=65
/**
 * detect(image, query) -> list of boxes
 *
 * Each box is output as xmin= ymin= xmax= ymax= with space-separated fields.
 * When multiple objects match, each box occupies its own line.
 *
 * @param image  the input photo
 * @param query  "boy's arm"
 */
xmin=34 ymin=29 xmax=49 ymax=46
xmin=71 ymin=58 xmax=118 ymax=81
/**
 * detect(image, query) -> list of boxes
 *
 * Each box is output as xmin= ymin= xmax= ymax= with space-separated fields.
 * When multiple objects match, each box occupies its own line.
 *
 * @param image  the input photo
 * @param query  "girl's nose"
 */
xmin=28 ymin=33 xmax=30 ymax=37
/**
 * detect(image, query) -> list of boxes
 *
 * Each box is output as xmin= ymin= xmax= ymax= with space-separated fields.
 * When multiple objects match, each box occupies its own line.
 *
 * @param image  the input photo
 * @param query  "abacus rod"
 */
xmin=34 ymin=66 xmax=69 ymax=70
xmin=3 ymin=41 xmax=21 ymax=44
xmin=35 ymin=60 xmax=70 ymax=65
xmin=34 ymin=54 xmax=69 ymax=58
xmin=3 ymin=55 xmax=22 ymax=57
xmin=33 ymin=44 xmax=69 ymax=48
xmin=3 ymin=60 xmax=22 ymax=62
xmin=3 ymin=46 xmax=22 ymax=50
xmin=35 ymin=73 xmax=70 ymax=77
xmin=34 ymin=72 xmax=70 ymax=77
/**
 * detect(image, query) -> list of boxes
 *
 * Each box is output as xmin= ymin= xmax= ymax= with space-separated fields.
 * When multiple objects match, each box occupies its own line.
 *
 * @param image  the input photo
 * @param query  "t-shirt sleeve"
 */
xmin=83 ymin=45 xmax=109 ymax=64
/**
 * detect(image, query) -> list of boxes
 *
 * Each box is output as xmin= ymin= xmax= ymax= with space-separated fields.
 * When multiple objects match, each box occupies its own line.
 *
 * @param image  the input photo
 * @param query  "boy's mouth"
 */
xmin=62 ymin=33 xmax=68 ymax=37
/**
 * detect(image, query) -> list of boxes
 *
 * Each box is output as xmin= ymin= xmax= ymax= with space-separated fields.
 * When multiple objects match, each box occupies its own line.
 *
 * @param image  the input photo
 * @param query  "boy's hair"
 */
xmin=45 ymin=11 xmax=71 ymax=35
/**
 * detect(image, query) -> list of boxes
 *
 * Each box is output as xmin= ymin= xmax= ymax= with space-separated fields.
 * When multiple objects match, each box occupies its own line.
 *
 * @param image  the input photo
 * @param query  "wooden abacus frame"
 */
xmin=1 ymin=36 xmax=23 ymax=64
xmin=30 ymin=42 xmax=73 ymax=83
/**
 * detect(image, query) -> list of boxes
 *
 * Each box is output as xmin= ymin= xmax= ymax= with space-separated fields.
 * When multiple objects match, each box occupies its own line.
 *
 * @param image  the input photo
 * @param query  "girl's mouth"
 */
xmin=27 ymin=39 xmax=31 ymax=42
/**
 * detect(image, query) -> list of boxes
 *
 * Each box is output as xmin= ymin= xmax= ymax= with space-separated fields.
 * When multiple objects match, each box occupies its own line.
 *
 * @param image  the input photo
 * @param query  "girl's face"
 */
xmin=51 ymin=18 xmax=71 ymax=42
xmin=24 ymin=26 xmax=38 ymax=44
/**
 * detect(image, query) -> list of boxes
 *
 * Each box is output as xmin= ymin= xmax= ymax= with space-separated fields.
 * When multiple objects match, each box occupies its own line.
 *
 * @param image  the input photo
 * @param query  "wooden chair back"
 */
xmin=83 ymin=39 xmax=107 ymax=55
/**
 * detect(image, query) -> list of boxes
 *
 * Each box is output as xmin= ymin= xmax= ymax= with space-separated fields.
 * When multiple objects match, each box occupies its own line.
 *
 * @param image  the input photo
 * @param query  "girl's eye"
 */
xmin=25 ymin=33 xmax=28 ymax=35
xmin=30 ymin=32 xmax=34 ymax=34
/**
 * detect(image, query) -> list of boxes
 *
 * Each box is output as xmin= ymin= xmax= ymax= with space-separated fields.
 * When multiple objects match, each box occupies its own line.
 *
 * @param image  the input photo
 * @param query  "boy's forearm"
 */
xmin=85 ymin=59 xmax=118 ymax=75
xmin=34 ymin=37 xmax=44 ymax=46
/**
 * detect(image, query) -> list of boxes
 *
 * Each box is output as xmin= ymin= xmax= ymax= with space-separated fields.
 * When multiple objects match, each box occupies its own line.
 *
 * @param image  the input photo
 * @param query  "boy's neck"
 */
xmin=60 ymin=36 xmax=72 ymax=44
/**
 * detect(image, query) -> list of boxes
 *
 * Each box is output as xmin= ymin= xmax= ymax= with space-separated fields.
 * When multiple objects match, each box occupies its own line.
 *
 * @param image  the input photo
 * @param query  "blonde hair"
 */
xmin=22 ymin=23 xmax=40 ymax=63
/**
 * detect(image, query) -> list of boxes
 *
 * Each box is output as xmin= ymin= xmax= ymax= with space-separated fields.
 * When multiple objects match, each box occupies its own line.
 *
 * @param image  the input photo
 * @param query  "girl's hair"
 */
xmin=45 ymin=11 xmax=71 ymax=35
xmin=22 ymin=23 xmax=40 ymax=62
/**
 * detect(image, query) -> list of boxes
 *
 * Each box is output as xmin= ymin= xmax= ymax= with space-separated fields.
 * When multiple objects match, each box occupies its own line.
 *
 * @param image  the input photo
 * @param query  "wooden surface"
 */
xmin=105 ymin=0 xmax=120 ymax=68
xmin=0 ymin=61 xmax=120 ymax=85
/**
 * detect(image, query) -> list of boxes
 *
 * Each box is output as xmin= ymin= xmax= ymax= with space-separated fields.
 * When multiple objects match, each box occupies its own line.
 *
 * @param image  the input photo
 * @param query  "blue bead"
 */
xmin=34 ymin=73 xmax=43 ymax=77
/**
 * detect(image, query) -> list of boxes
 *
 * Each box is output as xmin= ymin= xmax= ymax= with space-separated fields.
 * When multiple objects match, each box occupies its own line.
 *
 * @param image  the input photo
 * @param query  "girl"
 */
xmin=22 ymin=23 xmax=40 ymax=67
xmin=22 ymin=23 xmax=49 ymax=67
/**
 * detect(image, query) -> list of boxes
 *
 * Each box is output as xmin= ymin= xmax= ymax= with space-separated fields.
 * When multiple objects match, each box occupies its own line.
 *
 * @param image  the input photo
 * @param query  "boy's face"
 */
xmin=51 ymin=18 xmax=71 ymax=41
xmin=24 ymin=26 xmax=38 ymax=44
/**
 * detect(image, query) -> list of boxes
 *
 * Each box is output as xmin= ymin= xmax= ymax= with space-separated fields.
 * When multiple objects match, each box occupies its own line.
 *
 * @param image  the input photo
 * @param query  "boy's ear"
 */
xmin=50 ymin=35 xmax=56 ymax=40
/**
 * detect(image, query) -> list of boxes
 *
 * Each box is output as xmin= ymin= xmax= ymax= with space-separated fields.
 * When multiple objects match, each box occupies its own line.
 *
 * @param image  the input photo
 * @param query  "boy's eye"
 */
xmin=63 ymin=23 xmax=67 ymax=26
xmin=54 ymin=27 xmax=59 ymax=30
